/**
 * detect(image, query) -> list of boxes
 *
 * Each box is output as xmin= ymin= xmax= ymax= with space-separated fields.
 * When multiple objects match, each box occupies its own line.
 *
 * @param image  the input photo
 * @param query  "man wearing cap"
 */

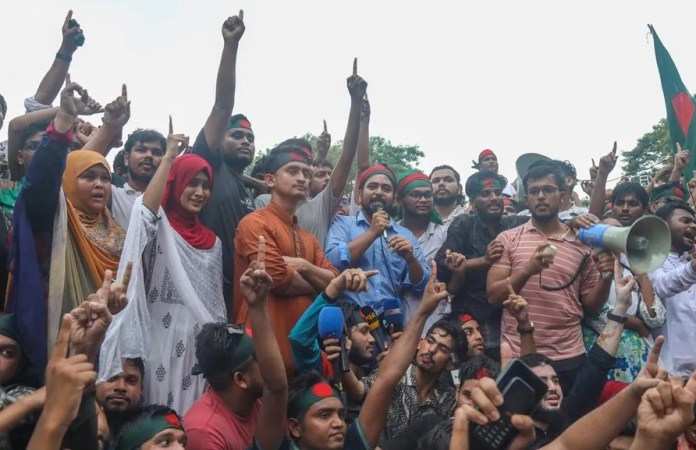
xmin=429 ymin=165 xmax=467 ymax=227
xmin=396 ymin=169 xmax=448 ymax=325
xmin=325 ymin=164 xmax=430 ymax=312
xmin=472 ymin=149 xmax=517 ymax=197
xmin=233 ymin=144 xmax=339 ymax=377
xmin=435 ymin=170 xmax=528 ymax=361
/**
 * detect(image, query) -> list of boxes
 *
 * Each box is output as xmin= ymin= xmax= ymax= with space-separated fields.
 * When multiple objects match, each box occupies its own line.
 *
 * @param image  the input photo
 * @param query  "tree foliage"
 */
xmin=621 ymin=118 xmax=672 ymax=178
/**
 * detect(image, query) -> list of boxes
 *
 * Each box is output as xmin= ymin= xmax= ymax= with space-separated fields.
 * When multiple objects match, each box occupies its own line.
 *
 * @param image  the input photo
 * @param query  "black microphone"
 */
xmin=369 ymin=201 xmax=389 ymax=239
xmin=340 ymin=324 xmax=351 ymax=373
xmin=359 ymin=306 xmax=387 ymax=353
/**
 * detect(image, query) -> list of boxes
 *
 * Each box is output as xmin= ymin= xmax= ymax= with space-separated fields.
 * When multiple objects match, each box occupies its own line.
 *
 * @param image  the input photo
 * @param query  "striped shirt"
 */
xmin=494 ymin=221 xmax=599 ymax=361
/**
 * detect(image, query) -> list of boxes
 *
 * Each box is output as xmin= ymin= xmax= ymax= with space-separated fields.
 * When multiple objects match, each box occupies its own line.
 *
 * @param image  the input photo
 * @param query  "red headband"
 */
xmin=396 ymin=172 xmax=431 ymax=194
xmin=358 ymin=164 xmax=396 ymax=189
xmin=458 ymin=314 xmax=474 ymax=324
xmin=479 ymin=149 xmax=495 ymax=160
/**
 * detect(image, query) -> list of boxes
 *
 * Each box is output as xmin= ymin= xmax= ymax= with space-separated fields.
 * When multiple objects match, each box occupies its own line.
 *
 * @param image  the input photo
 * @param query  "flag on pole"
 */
xmin=649 ymin=24 xmax=696 ymax=180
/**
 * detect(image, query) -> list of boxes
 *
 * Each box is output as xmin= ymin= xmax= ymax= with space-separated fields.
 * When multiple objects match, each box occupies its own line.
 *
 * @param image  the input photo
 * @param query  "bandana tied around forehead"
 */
xmin=479 ymin=149 xmax=495 ymax=161
xmin=289 ymin=382 xmax=341 ymax=418
xmin=650 ymin=182 xmax=686 ymax=203
xmin=395 ymin=169 xmax=443 ymax=225
xmin=113 ymin=412 xmax=184 ymax=450
xmin=467 ymin=174 xmax=507 ymax=199
xmin=265 ymin=146 xmax=312 ymax=175
xmin=227 ymin=114 xmax=253 ymax=132
xmin=358 ymin=164 xmax=396 ymax=189
xmin=457 ymin=314 xmax=474 ymax=324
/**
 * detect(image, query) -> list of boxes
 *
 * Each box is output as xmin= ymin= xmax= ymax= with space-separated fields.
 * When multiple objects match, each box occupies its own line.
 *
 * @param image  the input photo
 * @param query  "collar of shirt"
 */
xmin=397 ymin=220 xmax=439 ymax=238
xmin=267 ymin=200 xmax=298 ymax=226
xmin=122 ymin=182 xmax=138 ymax=195
xmin=403 ymin=364 xmax=446 ymax=403
xmin=522 ymin=220 xmax=577 ymax=242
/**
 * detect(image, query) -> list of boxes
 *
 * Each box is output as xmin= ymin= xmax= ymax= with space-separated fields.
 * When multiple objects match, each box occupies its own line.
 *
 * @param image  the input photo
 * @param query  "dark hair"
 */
xmin=195 ymin=323 xmax=253 ymax=390
xmin=556 ymin=160 xmax=577 ymax=181
xmin=250 ymin=153 xmax=269 ymax=181
xmin=430 ymin=165 xmax=461 ymax=184
xmin=415 ymin=418 xmax=453 ymax=450
xmin=337 ymin=300 xmax=364 ymax=328
xmin=312 ymin=159 xmax=333 ymax=170
xmin=288 ymin=371 xmax=326 ymax=419
xmin=125 ymin=357 xmax=145 ymax=379
xmin=113 ymin=149 xmax=127 ymax=173
xmin=522 ymin=163 xmax=565 ymax=192
xmin=0 ymin=94 xmax=6 ymax=116
xmin=518 ymin=353 xmax=554 ymax=369
xmin=112 ymin=405 xmax=181 ymax=445
xmin=426 ymin=319 xmax=468 ymax=364
xmin=655 ymin=200 xmax=695 ymax=222
xmin=124 ymin=129 xmax=166 ymax=154
xmin=278 ymin=137 xmax=312 ymax=153
xmin=458 ymin=356 xmax=501 ymax=385
xmin=464 ymin=170 xmax=507 ymax=198
xmin=611 ymin=182 xmax=649 ymax=209
xmin=20 ymin=120 xmax=51 ymax=150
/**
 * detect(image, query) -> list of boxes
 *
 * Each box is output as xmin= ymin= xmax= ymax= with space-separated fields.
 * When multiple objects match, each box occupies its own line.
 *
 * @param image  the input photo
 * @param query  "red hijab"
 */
xmin=161 ymin=154 xmax=217 ymax=250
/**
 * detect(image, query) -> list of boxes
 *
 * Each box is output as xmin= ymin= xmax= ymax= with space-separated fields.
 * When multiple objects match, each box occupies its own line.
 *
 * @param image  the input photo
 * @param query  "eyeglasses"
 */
xmin=407 ymin=191 xmax=433 ymax=200
xmin=527 ymin=186 xmax=559 ymax=197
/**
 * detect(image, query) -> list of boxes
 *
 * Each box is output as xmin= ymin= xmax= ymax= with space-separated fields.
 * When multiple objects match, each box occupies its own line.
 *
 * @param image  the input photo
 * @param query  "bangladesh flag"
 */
xmin=649 ymin=25 xmax=696 ymax=179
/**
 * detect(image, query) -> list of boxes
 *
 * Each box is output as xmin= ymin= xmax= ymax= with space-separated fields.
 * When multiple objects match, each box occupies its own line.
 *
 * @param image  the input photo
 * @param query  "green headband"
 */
xmin=191 ymin=332 xmax=254 ymax=376
xmin=289 ymin=382 xmax=341 ymax=418
xmin=651 ymin=183 xmax=686 ymax=203
xmin=0 ymin=314 xmax=17 ymax=342
xmin=227 ymin=115 xmax=252 ymax=131
xmin=113 ymin=412 xmax=184 ymax=450
xmin=265 ymin=147 xmax=312 ymax=175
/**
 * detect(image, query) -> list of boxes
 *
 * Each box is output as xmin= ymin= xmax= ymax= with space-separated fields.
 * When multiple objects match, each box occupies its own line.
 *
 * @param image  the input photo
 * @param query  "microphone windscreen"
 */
xmin=383 ymin=299 xmax=404 ymax=328
xmin=318 ymin=306 xmax=345 ymax=339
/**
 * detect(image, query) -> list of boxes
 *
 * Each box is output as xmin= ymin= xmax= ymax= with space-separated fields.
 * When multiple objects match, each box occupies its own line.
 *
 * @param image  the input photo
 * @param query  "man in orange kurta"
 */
xmin=233 ymin=144 xmax=339 ymax=377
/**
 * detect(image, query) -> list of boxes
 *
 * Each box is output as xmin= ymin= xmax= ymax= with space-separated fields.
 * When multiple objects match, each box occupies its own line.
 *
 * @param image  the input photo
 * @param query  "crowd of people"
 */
xmin=2 ymin=8 xmax=696 ymax=450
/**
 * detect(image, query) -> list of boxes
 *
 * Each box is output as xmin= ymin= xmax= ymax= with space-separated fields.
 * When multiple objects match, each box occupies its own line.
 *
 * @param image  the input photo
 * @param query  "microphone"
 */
xmin=318 ymin=306 xmax=347 ymax=405
xmin=383 ymin=298 xmax=405 ymax=333
xmin=359 ymin=305 xmax=387 ymax=353
xmin=369 ymin=201 xmax=389 ymax=239
xmin=340 ymin=324 xmax=351 ymax=373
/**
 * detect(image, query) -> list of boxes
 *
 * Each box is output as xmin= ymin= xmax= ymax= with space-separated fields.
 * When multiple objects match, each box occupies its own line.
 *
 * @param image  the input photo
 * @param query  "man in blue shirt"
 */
xmin=325 ymin=164 xmax=429 ymax=312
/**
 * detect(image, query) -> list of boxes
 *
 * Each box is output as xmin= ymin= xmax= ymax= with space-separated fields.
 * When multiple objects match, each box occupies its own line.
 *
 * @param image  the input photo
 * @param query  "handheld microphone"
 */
xmin=369 ymin=201 xmax=389 ymax=239
xmin=340 ymin=324 xmax=351 ymax=373
xmin=318 ymin=307 xmax=347 ymax=405
xmin=359 ymin=305 xmax=387 ymax=353
xmin=383 ymin=298 xmax=405 ymax=333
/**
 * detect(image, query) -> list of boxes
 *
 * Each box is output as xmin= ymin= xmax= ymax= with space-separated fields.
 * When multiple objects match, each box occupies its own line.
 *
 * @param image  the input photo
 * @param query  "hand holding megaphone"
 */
xmin=613 ymin=258 xmax=636 ymax=313
xmin=592 ymin=248 xmax=616 ymax=279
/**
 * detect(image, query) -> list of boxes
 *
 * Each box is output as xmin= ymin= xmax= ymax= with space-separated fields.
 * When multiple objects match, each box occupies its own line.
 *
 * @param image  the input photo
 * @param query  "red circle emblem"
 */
xmin=312 ymin=383 xmax=334 ymax=398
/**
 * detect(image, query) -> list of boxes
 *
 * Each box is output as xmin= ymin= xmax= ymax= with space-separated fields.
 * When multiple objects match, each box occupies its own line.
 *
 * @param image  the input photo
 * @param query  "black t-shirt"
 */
xmin=192 ymin=129 xmax=255 ymax=313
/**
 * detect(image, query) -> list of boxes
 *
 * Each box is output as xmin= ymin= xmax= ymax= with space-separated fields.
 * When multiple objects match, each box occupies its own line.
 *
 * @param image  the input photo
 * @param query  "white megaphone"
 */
xmin=515 ymin=153 xmax=551 ymax=198
xmin=578 ymin=215 xmax=671 ymax=273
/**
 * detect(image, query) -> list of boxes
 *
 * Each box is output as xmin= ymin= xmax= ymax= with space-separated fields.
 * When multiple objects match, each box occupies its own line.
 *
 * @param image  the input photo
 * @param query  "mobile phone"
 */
xmin=471 ymin=377 xmax=539 ymax=450
xmin=495 ymin=359 xmax=548 ymax=400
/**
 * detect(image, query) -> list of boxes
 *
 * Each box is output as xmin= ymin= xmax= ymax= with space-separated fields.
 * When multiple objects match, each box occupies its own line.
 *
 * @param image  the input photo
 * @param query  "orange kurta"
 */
xmin=233 ymin=201 xmax=339 ymax=378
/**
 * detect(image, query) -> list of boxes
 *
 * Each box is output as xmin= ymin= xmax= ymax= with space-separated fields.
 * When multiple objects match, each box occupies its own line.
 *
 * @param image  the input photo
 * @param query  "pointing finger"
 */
xmin=64 ymin=10 xmax=73 ymax=27
xmin=101 ymin=270 xmax=114 ymax=295
xmin=257 ymin=236 xmax=266 ymax=270
xmin=121 ymin=261 xmax=133 ymax=289
xmin=66 ymin=73 xmax=72 ymax=87
xmin=353 ymin=57 xmax=358 ymax=76
xmin=52 ymin=314 xmax=73 ymax=360
xmin=612 ymin=141 xmax=617 ymax=155
xmin=239 ymin=9 xmax=244 ymax=21
xmin=169 ymin=115 xmax=173 ymax=135
xmin=591 ymin=158 xmax=597 ymax=168
xmin=648 ymin=336 xmax=664 ymax=366
xmin=364 ymin=270 xmax=379 ymax=278
xmin=121 ymin=84 xmax=128 ymax=102
xmin=323 ymin=119 xmax=328 ymax=133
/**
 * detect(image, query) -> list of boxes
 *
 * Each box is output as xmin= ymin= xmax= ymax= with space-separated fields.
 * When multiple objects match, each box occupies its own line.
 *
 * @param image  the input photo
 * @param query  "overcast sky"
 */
xmin=3 ymin=0 xmax=696 ymax=187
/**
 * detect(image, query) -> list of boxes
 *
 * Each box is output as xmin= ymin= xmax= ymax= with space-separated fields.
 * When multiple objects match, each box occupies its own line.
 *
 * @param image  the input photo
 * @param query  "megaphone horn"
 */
xmin=515 ymin=153 xmax=552 ymax=197
xmin=578 ymin=215 xmax=671 ymax=273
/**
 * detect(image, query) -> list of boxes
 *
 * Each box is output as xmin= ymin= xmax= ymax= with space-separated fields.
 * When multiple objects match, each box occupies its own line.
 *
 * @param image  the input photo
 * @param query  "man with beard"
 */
xmin=397 ymin=170 xmax=448 ymax=325
xmin=190 ymin=11 xmax=251 ymax=312
xmin=288 ymin=268 xmax=378 ymax=421
xmin=435 ymin=171 xmax=528 ymax=361
xmin=487 ymin=163 xmax=614 ymax=393
xmin=95 ymin=358 xmax=144 ymax=436
xmin=325 ymin=164 xmax=429 ymax=312
xmin=429 ymin=165 xmax=466 ymax=227
xmin=649 ymin=201 xmax=696 ymax=378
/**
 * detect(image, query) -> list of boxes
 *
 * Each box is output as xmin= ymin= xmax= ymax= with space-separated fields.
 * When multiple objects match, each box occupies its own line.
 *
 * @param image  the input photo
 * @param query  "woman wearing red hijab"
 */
xmin=99 ymin=121 xmax=226 ymax=415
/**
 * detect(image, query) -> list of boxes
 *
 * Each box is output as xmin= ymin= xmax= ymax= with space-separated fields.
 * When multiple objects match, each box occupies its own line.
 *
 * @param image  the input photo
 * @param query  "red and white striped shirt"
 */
xmin=494 ymin=221 xmax=599 ymax=361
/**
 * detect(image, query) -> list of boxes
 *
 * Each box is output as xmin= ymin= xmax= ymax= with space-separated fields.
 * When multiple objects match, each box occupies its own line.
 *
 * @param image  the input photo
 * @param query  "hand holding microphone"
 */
xmin=369 ymin=201 xmax=390 ymax=239
xmin=318 ymin=306 xmax=348 ymax=406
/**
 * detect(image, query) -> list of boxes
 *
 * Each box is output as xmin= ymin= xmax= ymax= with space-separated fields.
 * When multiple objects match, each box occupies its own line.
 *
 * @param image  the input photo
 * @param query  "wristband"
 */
xmin=321 ymin=290 xmax=338 ymax=304
xmin=517 ymin=321 xmax=535 ymax=334
xmin=607 ymin=311 xmax=627 ymax=324
xmin=56 ymin=52 xmax=72 ymax=63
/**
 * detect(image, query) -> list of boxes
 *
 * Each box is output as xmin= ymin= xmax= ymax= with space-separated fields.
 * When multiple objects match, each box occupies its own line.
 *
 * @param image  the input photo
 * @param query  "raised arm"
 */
xmin=358 ymin=261 xmax=449 ymax=447
xmin=240 ymin=236 xmax=288 ymax=450
xmin=202 ymin=11 xmax=245 ymax=151
xmin=83 ymin=85 xmax=130 ymax=156
xmin=33 ymin=11 xmax=84 ymax=107
xmin=670 ymin=144 xmax=689 ymax=184
xmin=329 ymin=59 xmax=367 ymax=198
xmin=352 ymin=95 xmax=371 ymax=207
xmin=142 ymin=117 xmax=188 ymax=213
xmin=589 ymin=143 xmax=617 ymax=218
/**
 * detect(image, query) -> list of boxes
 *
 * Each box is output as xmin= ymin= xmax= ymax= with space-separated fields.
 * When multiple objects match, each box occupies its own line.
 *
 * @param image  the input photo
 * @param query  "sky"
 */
xmin=3 ymin=0 xmax=696 ymax=189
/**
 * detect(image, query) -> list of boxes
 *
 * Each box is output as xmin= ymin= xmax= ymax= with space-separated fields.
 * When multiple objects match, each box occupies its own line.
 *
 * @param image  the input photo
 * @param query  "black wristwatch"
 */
xmin=607 ymin=311 xmax=628 ymax=324
xmin=517 ymin=321 xmax=535 ymax=334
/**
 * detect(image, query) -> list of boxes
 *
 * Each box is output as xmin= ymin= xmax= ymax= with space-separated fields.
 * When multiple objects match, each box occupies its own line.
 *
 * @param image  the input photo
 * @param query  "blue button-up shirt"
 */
xmin=325 ymin=211 xmax=430 ymax=312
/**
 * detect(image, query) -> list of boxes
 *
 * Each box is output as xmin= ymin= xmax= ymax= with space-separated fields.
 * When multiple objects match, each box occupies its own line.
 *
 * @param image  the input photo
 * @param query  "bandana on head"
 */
xmin=465 ymin=172 xmax=508 ymax=199
xmin=265 ymin=146 xmax=312 ymax=175
xmin=457 ymin=314 xmax=475 ymax=324
xmin=227 ymin=114 xmax=253 ymax=132
xmin=395 ymin=169 xmax=443 ymax=225
xmin=339 ymin=302 xmax=364 ymax=329
xmin=113 ymin=412 xmax=184 ymax=450
xmin=650 ymin=182 xmax=686 ymax=203
xmin=478 ymin=149 xmax=495 ymax=161
xmin=503 ymin=198 xmax=520 ymax=212
xmin=288 ymin=382 xmax=341 ymax=418
xmin=358 ymin=164 xmax=396 ymax=189
xmin=161 ymin=154 xmax=216 ymax=250
xmin=0 ymin=314 xmax=17 ymax=342
xmin=191 ymin=327 xmax=254 ymax=376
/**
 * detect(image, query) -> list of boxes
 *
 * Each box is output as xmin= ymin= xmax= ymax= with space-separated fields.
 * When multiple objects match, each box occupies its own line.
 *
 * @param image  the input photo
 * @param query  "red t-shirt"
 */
xmin=184 ymin=388 xmax=262 ymax=450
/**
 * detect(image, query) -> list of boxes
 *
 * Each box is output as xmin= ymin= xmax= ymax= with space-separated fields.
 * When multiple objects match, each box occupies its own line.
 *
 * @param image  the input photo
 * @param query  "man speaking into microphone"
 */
xmin=326 ymin=164 xmax=430 ymax=313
